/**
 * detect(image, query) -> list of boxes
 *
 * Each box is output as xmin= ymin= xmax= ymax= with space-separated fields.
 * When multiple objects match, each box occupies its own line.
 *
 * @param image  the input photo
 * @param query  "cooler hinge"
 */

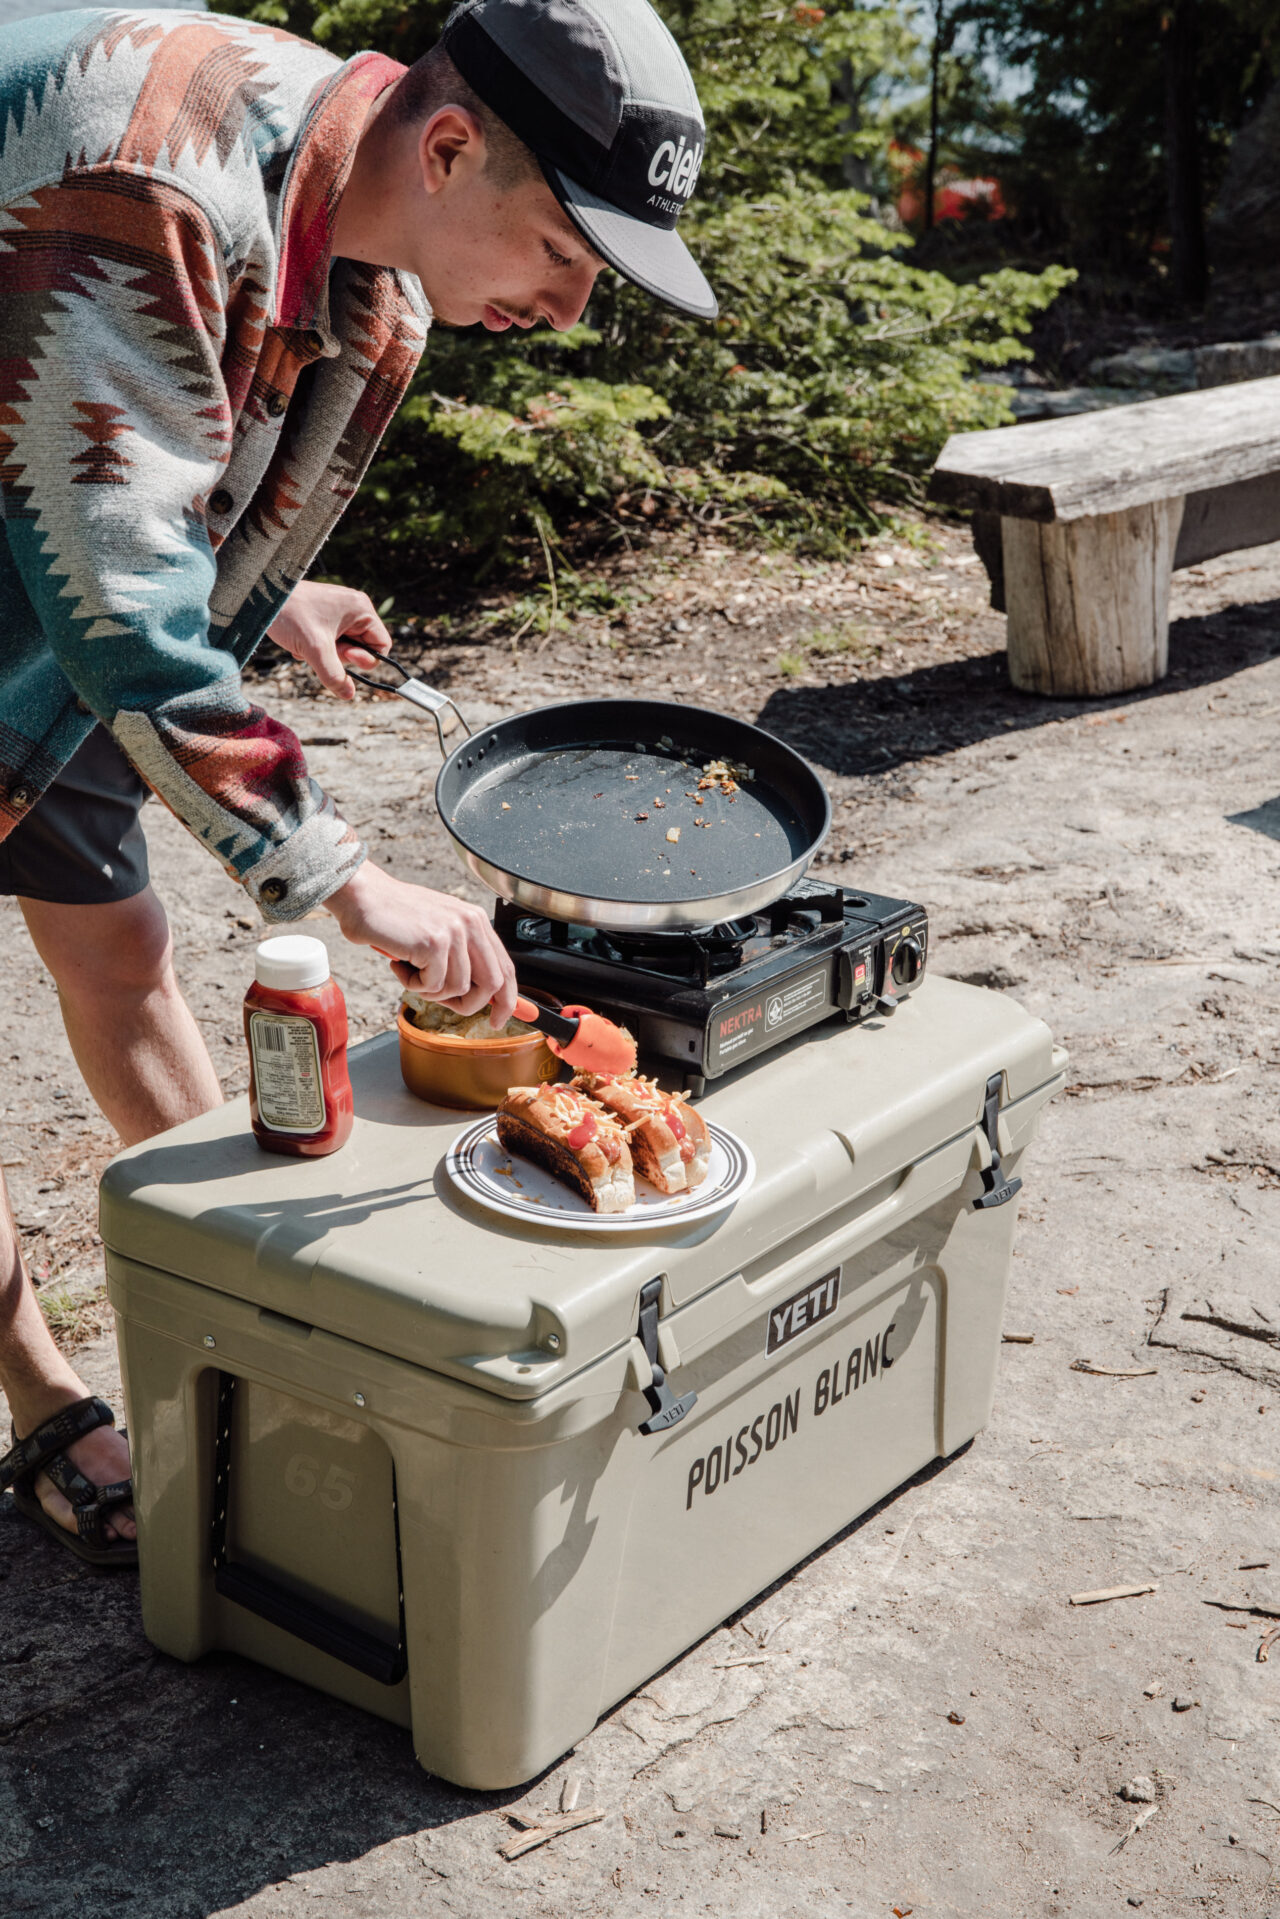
xmin=636 ymin=1278 xmax=697 ymax=1436
xmin=973 ymin=1072 xmax=1023 ymax=1210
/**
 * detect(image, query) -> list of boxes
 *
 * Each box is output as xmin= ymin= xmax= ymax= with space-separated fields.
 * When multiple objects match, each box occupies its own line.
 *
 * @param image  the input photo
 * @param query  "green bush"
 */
xmin=222 ymin=0 xmax=1072 ymax=581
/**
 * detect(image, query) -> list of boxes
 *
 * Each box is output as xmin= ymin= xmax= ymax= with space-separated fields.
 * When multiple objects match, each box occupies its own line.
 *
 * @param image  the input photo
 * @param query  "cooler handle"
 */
xmin=210 ymin=1372 xmax=407 ymax=1686
xmin=213 ymin=1561 xmax=405 ymax=1685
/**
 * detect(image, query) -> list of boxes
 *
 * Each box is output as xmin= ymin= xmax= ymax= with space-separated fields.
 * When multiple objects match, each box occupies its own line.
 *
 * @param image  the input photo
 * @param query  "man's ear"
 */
xmin=419 ymin=105 xmax=486 ymax=196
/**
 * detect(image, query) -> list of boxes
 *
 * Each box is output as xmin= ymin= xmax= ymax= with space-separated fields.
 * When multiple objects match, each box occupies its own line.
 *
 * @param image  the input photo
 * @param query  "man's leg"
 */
xmin=2 ymin=887 xmax=224 ymax=1543
xmin=20 ymin=887 xmax=224 ymax=1144
xmin=0 ymin=1169 xmax=138 ymax=1541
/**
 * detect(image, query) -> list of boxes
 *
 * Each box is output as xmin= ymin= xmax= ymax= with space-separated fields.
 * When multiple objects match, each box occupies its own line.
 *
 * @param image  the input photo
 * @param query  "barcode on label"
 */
xmin=256 ymin=1024 xmax=287 ymax=1054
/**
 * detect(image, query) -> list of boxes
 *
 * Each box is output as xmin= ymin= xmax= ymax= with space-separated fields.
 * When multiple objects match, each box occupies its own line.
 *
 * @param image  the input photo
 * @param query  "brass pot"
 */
xmin=397 ymin=1009 xmax=560 ymax=1110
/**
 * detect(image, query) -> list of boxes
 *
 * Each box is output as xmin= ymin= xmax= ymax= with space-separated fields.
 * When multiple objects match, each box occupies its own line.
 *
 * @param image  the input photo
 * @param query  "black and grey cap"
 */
xmin=441 ymin=0 xmax=717 ymax=319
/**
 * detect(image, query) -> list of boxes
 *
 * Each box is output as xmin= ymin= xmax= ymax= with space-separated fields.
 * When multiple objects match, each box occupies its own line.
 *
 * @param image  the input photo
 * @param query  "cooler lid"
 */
xmin=99 ymin=976 xmax=1060 ymax=1400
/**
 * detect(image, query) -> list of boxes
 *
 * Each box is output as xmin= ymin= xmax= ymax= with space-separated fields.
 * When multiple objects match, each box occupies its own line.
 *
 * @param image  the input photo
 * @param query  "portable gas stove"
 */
xmin=495 ymin=879 xmax=927 ymax=1093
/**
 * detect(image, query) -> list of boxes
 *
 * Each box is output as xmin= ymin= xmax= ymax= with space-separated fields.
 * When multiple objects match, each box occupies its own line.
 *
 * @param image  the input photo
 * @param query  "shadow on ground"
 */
xmin=758 ymin=600 xmax=1280 ymax=780
xmin=0 ymin=1501 xmax=511 ymax=1919
xmin=0 ymin=1442 xmax=969 ymax=1918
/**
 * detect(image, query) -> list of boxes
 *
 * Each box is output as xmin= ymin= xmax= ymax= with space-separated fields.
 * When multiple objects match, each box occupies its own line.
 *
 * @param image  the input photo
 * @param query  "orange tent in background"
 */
xmin=888 ymin=138 xmax=1007 ymax=228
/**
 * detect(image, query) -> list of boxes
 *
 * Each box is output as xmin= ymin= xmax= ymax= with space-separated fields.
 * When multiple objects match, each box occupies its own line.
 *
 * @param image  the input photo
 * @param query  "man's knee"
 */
xmin=23 ymin=888 xmax=178 ymax=1010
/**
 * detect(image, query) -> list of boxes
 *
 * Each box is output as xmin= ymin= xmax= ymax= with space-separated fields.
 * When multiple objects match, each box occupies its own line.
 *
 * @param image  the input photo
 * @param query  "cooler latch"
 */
xmin=636 ymin=1278 xmax=697 ymax=1435
xmin=973 ymin=1072 xmax=1023 ymax=1210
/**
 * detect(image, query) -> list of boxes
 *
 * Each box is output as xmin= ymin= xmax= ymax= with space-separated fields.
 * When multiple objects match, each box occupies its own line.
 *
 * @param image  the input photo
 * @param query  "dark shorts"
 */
xmin=0 ymin=727 xmax=150 ymax=906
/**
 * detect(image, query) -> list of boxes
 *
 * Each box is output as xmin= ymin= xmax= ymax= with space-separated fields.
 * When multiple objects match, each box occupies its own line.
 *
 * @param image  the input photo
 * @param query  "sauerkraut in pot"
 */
xmin=401 ymin=992 xmax=536 ymax=1042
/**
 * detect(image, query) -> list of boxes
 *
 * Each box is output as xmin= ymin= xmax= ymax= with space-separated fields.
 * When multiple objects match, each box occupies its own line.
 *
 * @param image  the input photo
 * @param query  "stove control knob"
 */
xmin=891 ymin=937 xmax=924 ymax=987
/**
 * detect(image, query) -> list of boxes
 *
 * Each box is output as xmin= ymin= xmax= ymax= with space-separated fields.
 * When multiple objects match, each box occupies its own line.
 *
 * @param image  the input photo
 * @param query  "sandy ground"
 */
xmin=1 ymin=520 xmax=1279 ymax=1919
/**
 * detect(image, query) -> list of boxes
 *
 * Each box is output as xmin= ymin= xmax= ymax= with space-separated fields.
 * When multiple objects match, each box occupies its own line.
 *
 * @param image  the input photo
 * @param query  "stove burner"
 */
xmin=576 ymin=919 xmax=758 ymax=985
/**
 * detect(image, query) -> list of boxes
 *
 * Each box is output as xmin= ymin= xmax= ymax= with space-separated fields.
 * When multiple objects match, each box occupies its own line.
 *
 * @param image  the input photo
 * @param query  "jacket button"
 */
xmin=209 ymin=487 xmax=233 ymax=516
xmin=304 ymin=330 xmax=325 ymax=355
xmin=259 ymin=878 xmax=288 ymax=905
xmin=10 ymin=786 xmax=30 ymax=807
xmin=266 ymin=391 xmax=288 ymax=418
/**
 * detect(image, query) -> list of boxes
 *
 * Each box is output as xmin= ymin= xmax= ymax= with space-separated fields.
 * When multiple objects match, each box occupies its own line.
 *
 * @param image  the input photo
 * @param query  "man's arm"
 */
xmin=0 ymin=173 xmax=359 ymax=920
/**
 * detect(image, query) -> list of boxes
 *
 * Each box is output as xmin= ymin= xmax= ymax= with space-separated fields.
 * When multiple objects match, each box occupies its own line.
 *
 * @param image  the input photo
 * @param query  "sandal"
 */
xmin=0 ymin=1394 xmax=138 ymax=1568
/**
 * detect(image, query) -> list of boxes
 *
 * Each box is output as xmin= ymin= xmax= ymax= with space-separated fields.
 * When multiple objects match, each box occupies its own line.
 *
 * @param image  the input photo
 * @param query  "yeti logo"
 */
xmin=647 ymin=134 xmax=704 ymax=202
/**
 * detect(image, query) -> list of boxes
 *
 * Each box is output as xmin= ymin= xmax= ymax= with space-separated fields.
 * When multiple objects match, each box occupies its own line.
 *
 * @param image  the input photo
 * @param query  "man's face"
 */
xmin=413 ymin=133 xmax=606 ymax=333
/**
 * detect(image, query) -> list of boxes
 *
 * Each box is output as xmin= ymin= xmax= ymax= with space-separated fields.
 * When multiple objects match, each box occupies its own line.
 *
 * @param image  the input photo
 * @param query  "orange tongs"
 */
xmin=514 ymin=997 xmax=636 ymax=1078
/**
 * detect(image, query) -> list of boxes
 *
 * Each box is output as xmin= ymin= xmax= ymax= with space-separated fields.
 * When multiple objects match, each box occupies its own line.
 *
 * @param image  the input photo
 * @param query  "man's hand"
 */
xmin=327 ymin=861 xmax=518 ymax=1026
xmin=267 ymin=581 xmax=392 ymax=700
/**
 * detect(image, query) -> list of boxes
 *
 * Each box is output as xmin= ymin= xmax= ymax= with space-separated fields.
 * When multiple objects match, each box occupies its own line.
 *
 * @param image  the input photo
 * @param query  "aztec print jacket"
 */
xmin=0 ymin=9 xmax=429 ymax=919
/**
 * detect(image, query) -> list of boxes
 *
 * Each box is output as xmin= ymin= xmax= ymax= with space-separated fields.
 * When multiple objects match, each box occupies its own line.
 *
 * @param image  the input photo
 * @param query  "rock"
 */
xmin=1172 ymin=1695 xmax=1198 ymax=1712
xmin=941 ymin=963 xmax=1025 ymax=991
xmin=1087 ymin=347 xmax=1196 ymax=390
xmin=1002 ymin=385 xmax=1140 ymax=423
xmin=1119 ymin=1776 xmax=1157 ymax=1804
xmin=713 ymin=1824 xmax=742 ymax=1839
xmin=1195 ymin=335 xmax=1280 ymax=388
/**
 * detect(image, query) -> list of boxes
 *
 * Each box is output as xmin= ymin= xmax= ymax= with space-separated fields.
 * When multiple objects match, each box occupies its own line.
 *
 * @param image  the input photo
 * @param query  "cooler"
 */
xmin=99 ymin=975 xmax=1065 ymax=1790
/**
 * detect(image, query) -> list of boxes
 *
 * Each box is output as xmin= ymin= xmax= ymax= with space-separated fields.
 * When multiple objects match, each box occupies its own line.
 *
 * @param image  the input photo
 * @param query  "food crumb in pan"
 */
xmin=635 ymin=812 xmax=648 ymax=821
xmin=626 ymin=774 xmax=639 ymax=781
xmin=653 ymin=799 xmax=665 ymax=808
xmin=501 ymin=802 xmax=511 ymax=809
xmin=666 ymin=827 xmax=681 ymax=843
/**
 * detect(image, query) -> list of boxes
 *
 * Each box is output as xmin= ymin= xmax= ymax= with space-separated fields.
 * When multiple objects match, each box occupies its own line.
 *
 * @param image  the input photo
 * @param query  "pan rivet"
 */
xmin=353 ymin=1391 xmax=366 ymax=1407
xmin=546 ymin=1333 xmax=562 ymax=1351
xmin=203 ymin=1335 xmax=216 ymax=1349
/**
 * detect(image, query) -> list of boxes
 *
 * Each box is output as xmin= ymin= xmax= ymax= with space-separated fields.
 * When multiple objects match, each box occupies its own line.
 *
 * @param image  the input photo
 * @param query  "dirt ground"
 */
xmin=2 ymin=516 xmax=1279 ymax=1919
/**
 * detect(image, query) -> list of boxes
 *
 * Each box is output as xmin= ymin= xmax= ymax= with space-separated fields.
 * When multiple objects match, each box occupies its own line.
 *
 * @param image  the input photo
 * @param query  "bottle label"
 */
xmin=249 ymin=1011 xmax=326 ymax=1134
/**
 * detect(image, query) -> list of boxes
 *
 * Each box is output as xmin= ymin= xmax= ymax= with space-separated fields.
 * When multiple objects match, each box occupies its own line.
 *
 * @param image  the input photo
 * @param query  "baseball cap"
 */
xmin=441 ymin=0 xmax=717 ymax=319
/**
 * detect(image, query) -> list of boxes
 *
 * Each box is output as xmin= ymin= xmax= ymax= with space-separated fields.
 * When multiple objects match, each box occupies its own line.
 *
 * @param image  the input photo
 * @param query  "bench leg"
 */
xmin=1001 ymin=496 xmax=1186 ymax=697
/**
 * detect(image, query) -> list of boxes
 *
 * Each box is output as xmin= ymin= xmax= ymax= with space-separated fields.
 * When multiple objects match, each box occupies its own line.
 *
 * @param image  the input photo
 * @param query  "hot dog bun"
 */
xmin=496 ymin=1085 xmax=635 ymax=1214
xmin=571 ymin=1073 xmax=711 ymax=1195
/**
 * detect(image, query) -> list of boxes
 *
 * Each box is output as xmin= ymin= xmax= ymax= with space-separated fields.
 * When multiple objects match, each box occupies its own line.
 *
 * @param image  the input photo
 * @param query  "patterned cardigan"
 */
xmin=0 ymin=9 xmax=429 ymax=919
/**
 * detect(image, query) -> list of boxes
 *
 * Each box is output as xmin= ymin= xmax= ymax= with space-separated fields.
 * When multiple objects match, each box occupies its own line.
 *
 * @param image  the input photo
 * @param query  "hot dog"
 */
xmin=497 ymin=1084 xmax=636 ymax=1214
xmin=570 ymin=1073 xmax=711 ymax=1195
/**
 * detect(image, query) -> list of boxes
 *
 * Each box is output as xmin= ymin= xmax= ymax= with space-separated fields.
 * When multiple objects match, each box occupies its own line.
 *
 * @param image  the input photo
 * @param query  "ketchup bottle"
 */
xmin=244 ymin=936 xmax=354 ymax=1157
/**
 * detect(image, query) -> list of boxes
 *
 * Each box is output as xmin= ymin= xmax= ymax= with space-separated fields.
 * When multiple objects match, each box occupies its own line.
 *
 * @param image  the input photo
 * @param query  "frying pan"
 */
xmin=346 ymin=657 xmax=830 ymax=932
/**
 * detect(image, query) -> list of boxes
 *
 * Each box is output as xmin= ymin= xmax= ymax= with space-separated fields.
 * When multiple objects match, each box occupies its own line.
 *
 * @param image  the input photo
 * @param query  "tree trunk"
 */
xmin=924 ymin=2 xmax=946 ymax=231
xmin=1164 ymin=0 xmax=1207 ymax=306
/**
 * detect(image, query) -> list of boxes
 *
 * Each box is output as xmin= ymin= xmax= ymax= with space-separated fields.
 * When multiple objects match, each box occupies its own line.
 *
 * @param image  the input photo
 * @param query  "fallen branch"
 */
xmin=500 ymin=1808 xmax=605 ymax=1860
xmin=1071 ymin=1360 xmax=1158 ymax=1378
xmin=1069 ymin=1583 xmax=1157 ymax=1607
xmin=1111 ymin=1803 xmax=1159 ymax=1854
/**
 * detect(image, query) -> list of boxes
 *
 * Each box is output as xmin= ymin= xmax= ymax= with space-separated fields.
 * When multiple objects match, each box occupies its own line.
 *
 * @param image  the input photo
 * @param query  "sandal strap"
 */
xmin=73 ymin=1478 xmax=134 ymax=1548
xmin=0 ymin=1396 xmax=116 ymax=1494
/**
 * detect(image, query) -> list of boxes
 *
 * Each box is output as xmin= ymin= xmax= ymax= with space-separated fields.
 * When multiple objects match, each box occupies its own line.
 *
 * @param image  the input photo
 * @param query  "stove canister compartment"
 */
xmin=102 ymin=978 xmax=1063 ymax=1791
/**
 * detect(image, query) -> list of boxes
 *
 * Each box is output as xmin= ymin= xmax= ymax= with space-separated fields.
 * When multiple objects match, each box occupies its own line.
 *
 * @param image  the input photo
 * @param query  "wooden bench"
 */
xmin=929 ymin=375 xmax=1280 ymax=696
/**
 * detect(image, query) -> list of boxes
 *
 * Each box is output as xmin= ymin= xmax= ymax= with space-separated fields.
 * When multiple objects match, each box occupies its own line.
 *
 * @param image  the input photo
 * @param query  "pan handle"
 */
xmin=346 ymin=651 xmax=472 ymax=755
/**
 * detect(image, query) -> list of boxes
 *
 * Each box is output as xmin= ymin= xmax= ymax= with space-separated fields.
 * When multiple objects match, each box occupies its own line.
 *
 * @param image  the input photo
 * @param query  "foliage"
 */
xmin=934 ymin=0 xmax=1280 ymax=281
xmin=221 ymin=0 xmax=1072 ymax=583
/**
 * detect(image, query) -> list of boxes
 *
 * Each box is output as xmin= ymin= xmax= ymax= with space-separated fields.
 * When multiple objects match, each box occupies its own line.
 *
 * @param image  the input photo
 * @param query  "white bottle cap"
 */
xmin=254 ymin=935 xmax=330 ymax=992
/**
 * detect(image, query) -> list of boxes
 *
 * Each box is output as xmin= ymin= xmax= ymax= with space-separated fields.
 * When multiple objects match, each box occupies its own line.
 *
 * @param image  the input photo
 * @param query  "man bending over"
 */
xmin=0 ymin=0 xmax=715 ymax=1563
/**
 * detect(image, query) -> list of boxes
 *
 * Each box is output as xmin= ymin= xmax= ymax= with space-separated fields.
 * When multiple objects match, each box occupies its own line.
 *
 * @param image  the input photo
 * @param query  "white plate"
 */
xmin=444 ymin=1114 xmax=754 ymax=1233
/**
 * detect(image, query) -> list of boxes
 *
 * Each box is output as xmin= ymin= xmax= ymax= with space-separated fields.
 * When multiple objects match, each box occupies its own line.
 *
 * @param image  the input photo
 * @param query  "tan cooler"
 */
xmin=100 ymin=975 xmax=1065 ymax=1790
